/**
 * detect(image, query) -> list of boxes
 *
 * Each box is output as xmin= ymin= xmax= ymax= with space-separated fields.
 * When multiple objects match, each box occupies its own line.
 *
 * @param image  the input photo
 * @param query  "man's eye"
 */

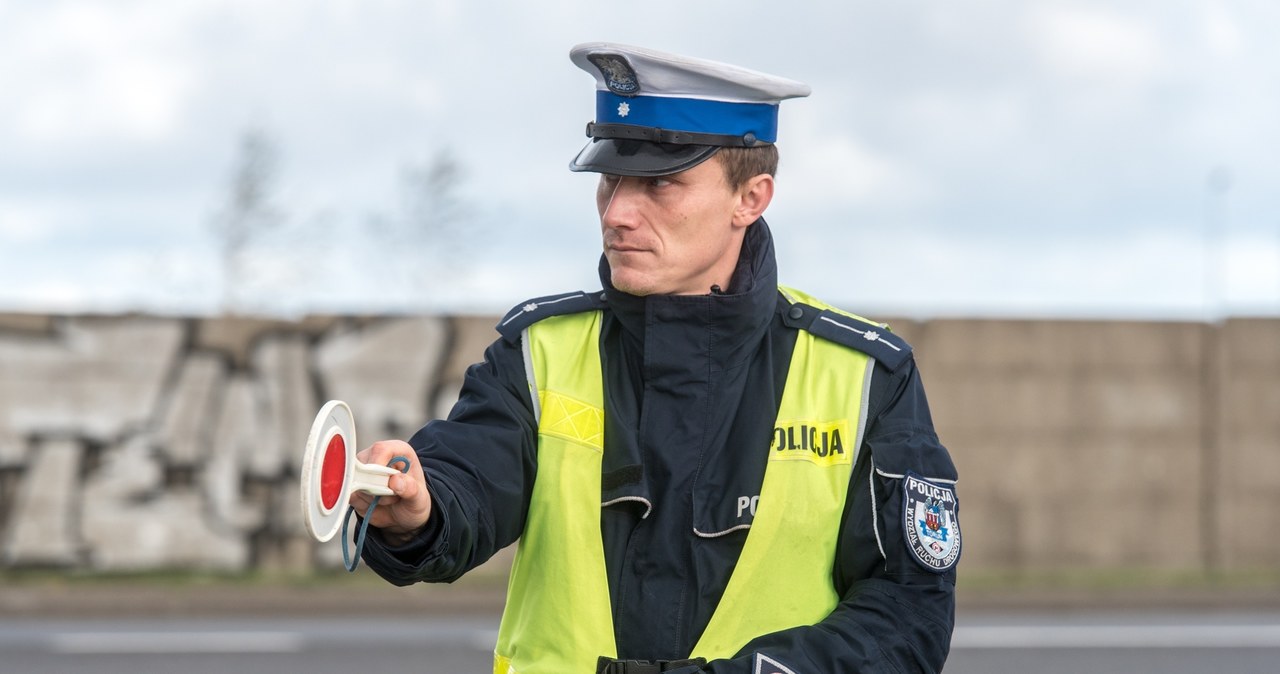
xmin=649 ymin=177 xmax=672 ymax=188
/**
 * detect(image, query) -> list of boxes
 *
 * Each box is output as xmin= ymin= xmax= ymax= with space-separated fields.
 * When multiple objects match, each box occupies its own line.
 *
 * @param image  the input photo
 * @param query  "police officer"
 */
xmin=352 ymin=42 xmax=960 ymax=674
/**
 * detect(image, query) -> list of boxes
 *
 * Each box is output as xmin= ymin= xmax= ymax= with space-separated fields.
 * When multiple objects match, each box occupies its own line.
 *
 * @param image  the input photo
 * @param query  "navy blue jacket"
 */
xmin=362 ymin=220 xmax=958 ymax=673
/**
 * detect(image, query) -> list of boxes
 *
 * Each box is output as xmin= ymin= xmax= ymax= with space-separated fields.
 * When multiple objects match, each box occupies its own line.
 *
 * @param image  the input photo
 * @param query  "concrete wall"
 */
xmin=907 ymin=320 xmax=1209 ymax=574
xmin=0 ymin=312 xmax=1275 ymax=575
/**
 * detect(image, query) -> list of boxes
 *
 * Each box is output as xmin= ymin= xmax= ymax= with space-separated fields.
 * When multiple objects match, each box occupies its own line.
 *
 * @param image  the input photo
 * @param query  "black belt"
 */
xmin=596 ymin=656 xmax=707 ymax=674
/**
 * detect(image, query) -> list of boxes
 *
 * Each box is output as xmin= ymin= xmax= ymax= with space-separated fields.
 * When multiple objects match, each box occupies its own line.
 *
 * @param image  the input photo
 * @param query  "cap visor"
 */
xmin=569 ymin=139 xmax=719 ymax=176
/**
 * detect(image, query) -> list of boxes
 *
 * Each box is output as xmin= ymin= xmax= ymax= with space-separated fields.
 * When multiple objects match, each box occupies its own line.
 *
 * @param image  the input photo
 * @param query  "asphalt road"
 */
xmin=945 ymin=610 xmax=1280 ymax=674
xmin=0 ymin=615 xmax=497 ymax=674
xmin=3 ymin=610 xmax=1279 ymax=673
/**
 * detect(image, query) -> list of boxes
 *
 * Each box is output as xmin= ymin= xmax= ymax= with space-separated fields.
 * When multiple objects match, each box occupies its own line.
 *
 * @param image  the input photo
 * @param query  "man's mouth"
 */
xmin=606 ymin=238 xmax=647 ymax=253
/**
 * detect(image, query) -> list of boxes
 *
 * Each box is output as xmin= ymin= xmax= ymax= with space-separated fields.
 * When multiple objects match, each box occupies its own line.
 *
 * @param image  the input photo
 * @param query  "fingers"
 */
xmin=348 ymin=490 xmax=376 ymax=518
xmin=357 ymin=439 xmax=416 ymax=468
xmin=350 ymin=439 xmax=432 ymax=535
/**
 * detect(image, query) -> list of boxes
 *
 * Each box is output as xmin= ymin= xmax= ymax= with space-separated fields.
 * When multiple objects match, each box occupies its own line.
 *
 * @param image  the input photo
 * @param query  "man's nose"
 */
xmin=601 ymin=178 xmax=642 ymax=229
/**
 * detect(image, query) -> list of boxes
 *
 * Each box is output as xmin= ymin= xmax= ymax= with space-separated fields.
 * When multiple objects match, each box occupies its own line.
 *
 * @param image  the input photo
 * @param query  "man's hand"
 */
xmin=350 ymin=440 xmax=432 ymax=546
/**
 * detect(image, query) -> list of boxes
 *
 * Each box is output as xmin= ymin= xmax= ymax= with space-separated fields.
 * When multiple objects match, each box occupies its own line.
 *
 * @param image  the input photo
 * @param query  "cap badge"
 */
xmin=588 ymin=53 xmax=640 ymax=96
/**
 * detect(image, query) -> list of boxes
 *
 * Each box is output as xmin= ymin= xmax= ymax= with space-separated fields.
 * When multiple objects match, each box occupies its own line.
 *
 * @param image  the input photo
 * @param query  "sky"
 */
xmin=1 ymin=0 xmax=1278 ymax=319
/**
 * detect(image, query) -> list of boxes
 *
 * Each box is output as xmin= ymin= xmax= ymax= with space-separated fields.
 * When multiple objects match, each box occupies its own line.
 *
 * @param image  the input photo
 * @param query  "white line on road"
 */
xmin=953 ymin=624 xmax=1280 ymax=649
xmin=52 ymin=632 xmax=305 ymax=654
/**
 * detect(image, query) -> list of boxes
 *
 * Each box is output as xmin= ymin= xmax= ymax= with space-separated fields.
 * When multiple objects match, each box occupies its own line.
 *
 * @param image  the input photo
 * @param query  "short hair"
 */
xmin=715 ymin=144 xmax=779 ymax=191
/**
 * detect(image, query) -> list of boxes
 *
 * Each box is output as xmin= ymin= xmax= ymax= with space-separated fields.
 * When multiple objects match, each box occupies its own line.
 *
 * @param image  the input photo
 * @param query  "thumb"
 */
xmin=390 ymin=472 xmax=418 ymax=498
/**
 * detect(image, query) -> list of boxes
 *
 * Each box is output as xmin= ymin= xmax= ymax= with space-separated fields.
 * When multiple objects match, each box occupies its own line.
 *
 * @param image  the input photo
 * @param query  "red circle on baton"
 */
xmin=321 ymin=434 xmax=347 ymax=510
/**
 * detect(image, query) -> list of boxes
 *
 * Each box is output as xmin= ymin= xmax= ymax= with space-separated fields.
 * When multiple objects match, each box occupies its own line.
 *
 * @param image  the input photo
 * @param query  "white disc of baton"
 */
xmin=300 ymin=400 xmax=358 ymax=542
xmin=301 ymin=400 xmax=402 ymax=544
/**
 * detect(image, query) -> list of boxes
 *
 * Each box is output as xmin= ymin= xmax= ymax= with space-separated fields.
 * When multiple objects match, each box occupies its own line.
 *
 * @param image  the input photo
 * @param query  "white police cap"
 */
xmin=568 ymin=42 xmax=811 ymax=176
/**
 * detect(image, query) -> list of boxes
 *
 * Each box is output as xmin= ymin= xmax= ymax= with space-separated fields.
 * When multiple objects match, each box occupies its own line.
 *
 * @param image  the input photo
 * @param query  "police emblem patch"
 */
xmin=588 ymin=53 xmax=640 ymax=96
xmin=902 ymin=472 xmax=960 ymax=572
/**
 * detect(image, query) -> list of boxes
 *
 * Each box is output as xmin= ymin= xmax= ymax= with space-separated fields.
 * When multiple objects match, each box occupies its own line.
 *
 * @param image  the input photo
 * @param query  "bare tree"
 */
xmin=207 ymin=132 xmax=473 ymax=314
xmin=211 ymin=128 xmax=284 ymax=313
xmin=368 ymin=147 xmax=478 ymax=307
xmin=403 ymin=147 xmax=469 ymax=240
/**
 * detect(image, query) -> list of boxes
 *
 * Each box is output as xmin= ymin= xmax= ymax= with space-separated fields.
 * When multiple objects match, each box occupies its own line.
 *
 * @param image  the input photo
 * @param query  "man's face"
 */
xmin=596 ymin=158 xmax=747 ymax=297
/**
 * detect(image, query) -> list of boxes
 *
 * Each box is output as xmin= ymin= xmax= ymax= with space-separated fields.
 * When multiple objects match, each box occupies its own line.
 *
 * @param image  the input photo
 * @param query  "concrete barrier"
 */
xmin=0 ymin=311 xmax=1275 ymax=576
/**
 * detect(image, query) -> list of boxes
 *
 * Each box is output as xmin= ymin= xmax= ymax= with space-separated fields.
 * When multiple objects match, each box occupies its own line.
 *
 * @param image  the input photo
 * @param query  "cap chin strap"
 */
xmin=587 ymin=122 xmax=768 ymax=148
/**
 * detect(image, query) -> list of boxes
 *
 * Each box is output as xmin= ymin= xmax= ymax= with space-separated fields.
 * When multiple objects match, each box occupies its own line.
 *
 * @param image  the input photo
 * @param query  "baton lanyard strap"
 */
xmin=341 ymin=455 xmax=412 ymax=572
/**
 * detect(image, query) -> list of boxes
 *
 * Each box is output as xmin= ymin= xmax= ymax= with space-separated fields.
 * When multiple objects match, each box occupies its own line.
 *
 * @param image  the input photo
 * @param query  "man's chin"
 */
xmin=610 ymin=270 xmax=658 ymax=297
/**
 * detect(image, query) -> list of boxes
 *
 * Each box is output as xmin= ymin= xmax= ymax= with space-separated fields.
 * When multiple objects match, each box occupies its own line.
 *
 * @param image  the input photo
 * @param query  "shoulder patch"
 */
xmin=496 ymin=291 xmax=606 ymax=342
xmin=784 ymin=301 xmax=913 ymax=371
xmin=902 ymin=472 xmax=961 ymax=573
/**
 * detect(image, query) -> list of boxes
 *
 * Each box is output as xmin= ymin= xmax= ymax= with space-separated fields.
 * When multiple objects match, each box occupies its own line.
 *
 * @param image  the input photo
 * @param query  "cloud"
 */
xmin=782 ymin=122 xmax=934 ymax=207
xmin=1221 ymin=233 xmax=1280 ymax=311
xmin=1201 ymin=4 xmax=1244 ymax=55
xmin=0 ymin=203 xmax=57 ymax=244
xmin=1 ymin=3 xmax=196 ymax=145
xmin=0 ymin=0 xmax=1277 ymax=318
xmin=1026 ymin=4 xmax=1165 ymax=86
xmin=779 ymin=224 xmax=1280 ymax=320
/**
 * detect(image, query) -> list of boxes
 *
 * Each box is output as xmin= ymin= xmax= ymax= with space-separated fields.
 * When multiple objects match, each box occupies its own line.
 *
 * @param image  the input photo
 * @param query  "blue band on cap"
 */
xmin=596 ymin=91 xmax=779 ymax=143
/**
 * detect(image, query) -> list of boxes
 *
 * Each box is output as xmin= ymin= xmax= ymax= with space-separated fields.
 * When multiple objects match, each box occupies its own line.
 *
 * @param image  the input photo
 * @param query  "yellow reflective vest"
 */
xmin=494 ymin=288 xmax=875 ymax=674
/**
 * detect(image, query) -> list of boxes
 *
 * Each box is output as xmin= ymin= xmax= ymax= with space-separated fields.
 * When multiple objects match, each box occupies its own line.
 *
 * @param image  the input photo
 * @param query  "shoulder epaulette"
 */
xmin=779 ymin=290 xmax=913 ymax=372
xmin=496 ymin=290 xmax=607 ymax=342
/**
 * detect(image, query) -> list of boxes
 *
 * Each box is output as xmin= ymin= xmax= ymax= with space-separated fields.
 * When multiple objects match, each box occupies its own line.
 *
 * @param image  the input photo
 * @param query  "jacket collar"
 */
xmin=598 ymin=217 xmax=778 ymax=373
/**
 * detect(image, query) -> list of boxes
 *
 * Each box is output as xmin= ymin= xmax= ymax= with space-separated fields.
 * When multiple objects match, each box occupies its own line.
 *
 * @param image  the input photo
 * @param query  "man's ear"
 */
xmin=732 ymin=174 xmax=775 ymax=228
